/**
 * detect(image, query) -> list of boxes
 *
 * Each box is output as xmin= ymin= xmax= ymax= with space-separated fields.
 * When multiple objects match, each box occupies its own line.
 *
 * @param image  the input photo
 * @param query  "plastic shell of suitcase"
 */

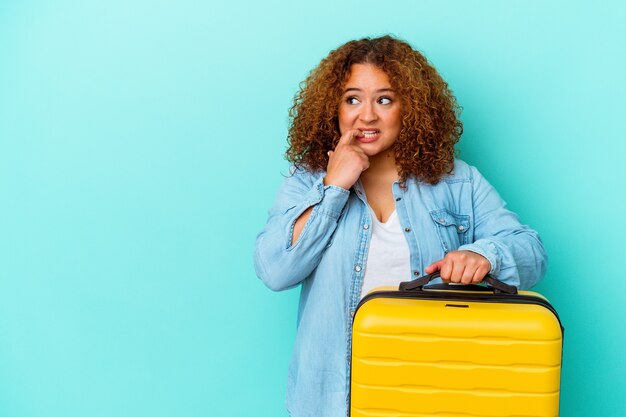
xmin=350 ymin=273 xmax=563 ymax=417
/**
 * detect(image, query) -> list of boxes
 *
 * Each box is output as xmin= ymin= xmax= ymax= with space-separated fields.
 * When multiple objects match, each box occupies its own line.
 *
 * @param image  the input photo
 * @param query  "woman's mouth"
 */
xmin=357 ymin=130 xmax=380 ymax=143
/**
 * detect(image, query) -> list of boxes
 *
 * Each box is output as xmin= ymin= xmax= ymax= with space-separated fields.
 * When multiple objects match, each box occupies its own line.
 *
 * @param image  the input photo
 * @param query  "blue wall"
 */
xmin=1 ymin=1 xmax=624 ymax=416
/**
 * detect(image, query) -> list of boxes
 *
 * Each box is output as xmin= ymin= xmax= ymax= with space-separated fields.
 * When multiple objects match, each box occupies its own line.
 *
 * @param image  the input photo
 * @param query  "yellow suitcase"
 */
xmin=350 ymin=273 xmax=563 ymax=417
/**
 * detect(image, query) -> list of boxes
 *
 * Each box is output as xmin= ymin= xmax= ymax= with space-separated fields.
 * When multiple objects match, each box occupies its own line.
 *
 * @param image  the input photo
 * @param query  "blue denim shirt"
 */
xmin=254 ymin=159 xmax=547 ymax=417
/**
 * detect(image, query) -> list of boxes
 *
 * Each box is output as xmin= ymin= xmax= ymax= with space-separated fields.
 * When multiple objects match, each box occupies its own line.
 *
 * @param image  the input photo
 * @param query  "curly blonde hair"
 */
xmin=286 ymin=35 xmax=463 ymax=184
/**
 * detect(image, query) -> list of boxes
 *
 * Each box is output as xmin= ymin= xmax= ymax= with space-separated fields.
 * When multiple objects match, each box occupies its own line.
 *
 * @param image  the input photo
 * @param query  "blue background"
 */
xmin=1 ymin=1 xmax=625 ymax=416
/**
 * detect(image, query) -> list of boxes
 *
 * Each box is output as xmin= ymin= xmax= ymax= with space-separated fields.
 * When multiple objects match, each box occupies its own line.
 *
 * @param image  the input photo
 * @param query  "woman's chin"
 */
xmin=358 ymin=142 xmax=395 ymax=158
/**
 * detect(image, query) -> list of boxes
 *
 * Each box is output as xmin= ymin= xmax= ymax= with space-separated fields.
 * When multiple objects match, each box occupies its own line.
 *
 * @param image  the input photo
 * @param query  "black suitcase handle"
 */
xmin=399 ymin=271 xmax=518 ymax=295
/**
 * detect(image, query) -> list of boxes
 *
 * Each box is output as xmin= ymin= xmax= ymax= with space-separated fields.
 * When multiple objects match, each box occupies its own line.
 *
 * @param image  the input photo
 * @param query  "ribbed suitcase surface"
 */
xmin=350 ymin=282 xmax=563 ymax=417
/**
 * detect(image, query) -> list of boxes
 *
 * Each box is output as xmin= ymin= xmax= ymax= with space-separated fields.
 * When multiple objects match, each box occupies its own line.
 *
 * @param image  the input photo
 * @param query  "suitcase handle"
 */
xmin=399 ymin=272 xmax=518 ymax=295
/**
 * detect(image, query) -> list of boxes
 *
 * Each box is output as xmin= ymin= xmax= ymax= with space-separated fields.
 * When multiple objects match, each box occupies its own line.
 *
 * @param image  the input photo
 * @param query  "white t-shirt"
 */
xmin=360 ymin=207 xmax=411 ymax=299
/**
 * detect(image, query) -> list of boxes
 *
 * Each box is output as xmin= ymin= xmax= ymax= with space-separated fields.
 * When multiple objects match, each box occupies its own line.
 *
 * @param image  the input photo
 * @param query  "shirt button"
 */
xmin=355 ymin=265 xmax=362 ymax=272
xmin=413 ymin=271 xmax=420 ymax=276
xmin=363 ymin=224 xmax=369 ymax=230
xmin=404 ymin=228 xmax=411 ymax=232
xmin=439 ymin=218 xmax=446 ymax=224
xmin=458 ymin=225 xmax=465 ymax=231
xmin=395 ymin=197 xmax=402 ymax=201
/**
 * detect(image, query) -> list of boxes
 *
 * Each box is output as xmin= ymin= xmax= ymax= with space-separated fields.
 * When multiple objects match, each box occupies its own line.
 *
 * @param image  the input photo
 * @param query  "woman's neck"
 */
xmin=361 ymin=148 xmax=399 ymax=184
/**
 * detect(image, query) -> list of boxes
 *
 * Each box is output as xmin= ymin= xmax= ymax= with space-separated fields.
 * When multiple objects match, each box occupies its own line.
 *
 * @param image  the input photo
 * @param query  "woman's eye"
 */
xmin=346 ymin=97 xmax=359 ymax=105
xmin=379 ymin=97 xmax=392 ymax=105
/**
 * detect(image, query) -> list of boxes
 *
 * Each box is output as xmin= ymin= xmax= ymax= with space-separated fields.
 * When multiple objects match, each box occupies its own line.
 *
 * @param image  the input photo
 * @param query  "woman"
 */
xmin=254 ymin=35 xmax=547 ymax=417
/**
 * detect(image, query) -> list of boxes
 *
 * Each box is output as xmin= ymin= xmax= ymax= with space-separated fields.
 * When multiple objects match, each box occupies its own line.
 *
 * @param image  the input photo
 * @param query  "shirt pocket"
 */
xmin=429 ymin=208 xmax=471 ymax=253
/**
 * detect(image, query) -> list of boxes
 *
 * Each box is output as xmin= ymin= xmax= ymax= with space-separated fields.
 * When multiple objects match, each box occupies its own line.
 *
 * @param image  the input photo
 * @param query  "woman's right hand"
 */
xmin=324 ymin=129 xmax=369 ymax=190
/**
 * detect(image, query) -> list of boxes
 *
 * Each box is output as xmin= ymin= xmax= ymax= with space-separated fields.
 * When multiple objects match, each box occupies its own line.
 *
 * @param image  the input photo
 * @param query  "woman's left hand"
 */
xmin=424 ymin=251 xmax=491 ymax=284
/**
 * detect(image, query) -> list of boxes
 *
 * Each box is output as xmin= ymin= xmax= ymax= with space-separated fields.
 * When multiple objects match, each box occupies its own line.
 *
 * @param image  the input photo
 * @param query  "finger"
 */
xmin=471 ymin=264 xmax=490 ymax=284
xmin=460 ymin=264 xmax=476 ymax=285
xmin=337 ymin=128 xmax=361 ymax=147
xmin=439 ymin=258 xmax=452 ymax=282
xmin=424 ymin=260 xmax=443 ymax=275
xmin=361 ymin=155 xmax=370 ymax=171
xmin=352 ymin=147 xmax=370 ymax=166
xmin=449 ymin=260 xmax=466 ymax=284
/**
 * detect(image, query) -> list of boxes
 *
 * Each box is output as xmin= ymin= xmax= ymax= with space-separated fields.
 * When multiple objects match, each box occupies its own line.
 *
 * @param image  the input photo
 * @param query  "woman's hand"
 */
xmin=324 ymin=129 xmax=369 ymax=190
xmin=424 ymin=251 xmax=491 ymax=284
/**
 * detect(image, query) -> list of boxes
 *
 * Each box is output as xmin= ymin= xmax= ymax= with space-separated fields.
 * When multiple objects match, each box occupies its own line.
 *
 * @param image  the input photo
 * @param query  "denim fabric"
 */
xmin=253 ymin=159 xmax=547 ymax=417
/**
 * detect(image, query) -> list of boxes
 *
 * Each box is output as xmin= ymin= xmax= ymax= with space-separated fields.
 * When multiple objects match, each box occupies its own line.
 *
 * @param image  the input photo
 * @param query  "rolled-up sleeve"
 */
xmin=254 ymin=168 xmax=349 ymax=291
xmin=458 ymin=166 xmax=547 ymax=289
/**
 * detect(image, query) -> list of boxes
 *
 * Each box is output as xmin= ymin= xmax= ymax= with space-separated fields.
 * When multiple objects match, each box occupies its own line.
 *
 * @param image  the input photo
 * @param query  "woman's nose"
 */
xmin=359 ymin=103 xmax=378 ymax=123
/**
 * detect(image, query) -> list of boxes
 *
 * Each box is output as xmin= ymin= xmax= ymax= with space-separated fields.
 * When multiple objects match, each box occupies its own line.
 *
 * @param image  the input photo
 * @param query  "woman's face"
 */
xmin=338 ymin=64 xmax=402 ymax=157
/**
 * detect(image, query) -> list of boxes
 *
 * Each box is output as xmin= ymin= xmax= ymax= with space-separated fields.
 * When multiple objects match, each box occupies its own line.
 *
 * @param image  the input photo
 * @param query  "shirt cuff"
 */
xmin=458 ymin=240 xmax=500 ymax=276
xmin=305 ymin=176 xmax=349 ymax=220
